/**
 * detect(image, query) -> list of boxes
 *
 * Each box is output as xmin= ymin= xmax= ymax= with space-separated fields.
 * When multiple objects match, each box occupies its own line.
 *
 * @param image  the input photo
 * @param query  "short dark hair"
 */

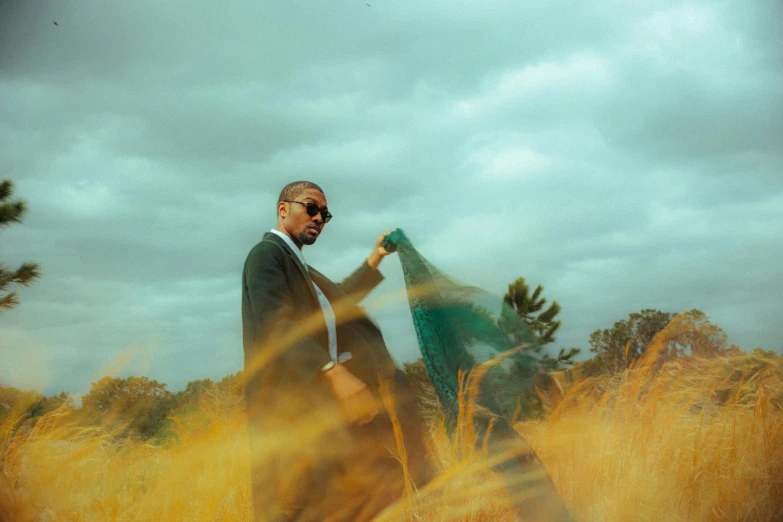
xmin=277 ymin=181 xmax=324 ymax=203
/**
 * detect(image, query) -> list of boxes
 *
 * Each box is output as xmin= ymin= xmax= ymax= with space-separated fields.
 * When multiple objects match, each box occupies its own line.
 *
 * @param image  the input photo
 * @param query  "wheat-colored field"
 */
xmin=2 ymin=351 xmax=781 ymax=522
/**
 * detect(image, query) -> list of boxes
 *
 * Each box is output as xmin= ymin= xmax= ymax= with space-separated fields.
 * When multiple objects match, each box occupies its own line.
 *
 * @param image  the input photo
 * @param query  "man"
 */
xmin=241 ymin=181 xmax=433 ymax=522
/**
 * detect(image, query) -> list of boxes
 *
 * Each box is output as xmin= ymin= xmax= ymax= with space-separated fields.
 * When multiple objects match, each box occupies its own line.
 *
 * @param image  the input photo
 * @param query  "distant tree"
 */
xmin=170 ymin=378 xmax=219 ymax=417
xmin=28 ymin=391 xmax=73 ymax=418
xmin=502 ymin=277 xmax=562 ymax=344
xmin=0 ymin=179 xmax=41 ymax=312
xmin=751 ymin=347 xmax=778 ymax=358
xmin=81 ymin=376 xmax=174 ymax=439
xmin=576 ymin=352 xmax=613 ymax=377
xmin=178 ymin=378 xmax=215 ymax=402
xmin=217 ymin=371 xmax=244 ymax=398
xmin=134 ymin=393 xmax=177 ymax=439
xmin=0 ymin=384 xmax=42 ymax=424
xmin=0 ymin=386 xmax=74 ymax=440
xmin=168 ymin=374 xmax=245 ymax=423
xmin=658 ymin=309 xmax=729 ymax=357
xmin=588 ymin=309 xmax=677 ymax=374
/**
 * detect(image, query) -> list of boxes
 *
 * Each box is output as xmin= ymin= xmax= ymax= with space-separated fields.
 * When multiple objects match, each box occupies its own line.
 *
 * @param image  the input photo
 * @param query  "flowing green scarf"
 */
xmin=383 ymin=229 xmax=573 ymax=522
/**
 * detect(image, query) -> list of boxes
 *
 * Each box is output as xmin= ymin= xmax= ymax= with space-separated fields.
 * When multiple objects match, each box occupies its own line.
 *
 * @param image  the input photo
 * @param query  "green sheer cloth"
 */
xmin=382 ymin=228 xmax=545 ymax=424
xmin=383 ymin=229 xmax=573 ymax=522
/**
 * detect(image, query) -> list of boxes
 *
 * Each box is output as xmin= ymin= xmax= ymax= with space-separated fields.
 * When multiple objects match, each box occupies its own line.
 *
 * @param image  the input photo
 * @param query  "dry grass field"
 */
xmin=1 ymin=350 xmax=781 ymax=521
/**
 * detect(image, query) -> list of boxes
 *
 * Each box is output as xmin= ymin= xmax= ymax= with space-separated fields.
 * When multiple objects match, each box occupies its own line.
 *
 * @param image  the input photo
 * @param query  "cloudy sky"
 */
xmin=1 ymin=0 xmax=781 ymax=396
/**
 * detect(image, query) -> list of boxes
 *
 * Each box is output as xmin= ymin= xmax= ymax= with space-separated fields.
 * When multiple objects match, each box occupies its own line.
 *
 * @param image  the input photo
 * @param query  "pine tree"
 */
xmin=0 ymin=179 xmax=41 ymax=312
xmin=503 ymin=276 xmax=562 ymax=344
xmin=494 ymin=277 xmax=579 ymax=419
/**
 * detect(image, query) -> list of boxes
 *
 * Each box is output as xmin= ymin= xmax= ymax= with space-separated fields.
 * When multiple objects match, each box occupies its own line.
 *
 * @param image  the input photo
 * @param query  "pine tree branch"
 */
xmin=538 ymin=301 xmax=561 ymax=323
xmin=0 ymin=292 xmax=19 ymax=310
xmin=0 ymin=201 xmax=27 ymax=227
xmin=0 ymin=263 xmax=40 ymax=287
xmin=0 ymin=267 xmax=10 ymax=291
xmin=12 ymin=263 xmax=40 ymax=286
xmin=0 ymin=263 xmax=40 ymax=312
xmin=541 ymin=320 xmax=561 ymax=343
xmin=0 ymin=180 xmax=12 ymax=201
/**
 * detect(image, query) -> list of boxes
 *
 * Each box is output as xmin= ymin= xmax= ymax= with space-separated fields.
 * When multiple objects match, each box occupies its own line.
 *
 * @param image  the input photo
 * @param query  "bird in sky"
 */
xmin=53 ymin=21 xmax=58 ymax=26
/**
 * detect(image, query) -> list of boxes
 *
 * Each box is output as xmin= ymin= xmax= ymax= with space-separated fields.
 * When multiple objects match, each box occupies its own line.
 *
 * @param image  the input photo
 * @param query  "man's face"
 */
xmin=279 ymin=188 xmax=328 ymax=247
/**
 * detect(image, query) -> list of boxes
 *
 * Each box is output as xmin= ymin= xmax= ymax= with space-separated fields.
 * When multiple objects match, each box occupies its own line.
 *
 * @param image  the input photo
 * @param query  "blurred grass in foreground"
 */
xmin=1 ymin=350 xmax=781 ymax=521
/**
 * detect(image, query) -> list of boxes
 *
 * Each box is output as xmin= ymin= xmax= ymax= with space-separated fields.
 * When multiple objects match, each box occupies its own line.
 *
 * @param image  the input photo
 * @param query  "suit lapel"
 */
xmin=308 ymin=269 xmax=334 ymax=301
xmin=263 ymin=232 xmax=319 ymax=306
xmin=310 ymin=268 xmax=355 ymax=323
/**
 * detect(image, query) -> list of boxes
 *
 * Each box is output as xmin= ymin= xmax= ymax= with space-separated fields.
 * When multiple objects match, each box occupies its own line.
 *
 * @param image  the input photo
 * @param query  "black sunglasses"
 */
xmin=283 ymin=200 xmax=332 ymax=223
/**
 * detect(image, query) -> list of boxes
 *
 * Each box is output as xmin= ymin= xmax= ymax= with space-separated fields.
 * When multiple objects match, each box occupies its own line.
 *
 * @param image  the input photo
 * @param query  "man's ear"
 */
xmin=277 ymin=201 xmax=287 ymax=218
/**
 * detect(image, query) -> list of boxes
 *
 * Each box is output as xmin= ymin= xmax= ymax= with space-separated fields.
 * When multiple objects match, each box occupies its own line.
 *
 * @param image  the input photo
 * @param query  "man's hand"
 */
xmin=323 ymin=363 xmax=379 ymax=425
xmin=367 ymin=230 xmax=394 ymax=270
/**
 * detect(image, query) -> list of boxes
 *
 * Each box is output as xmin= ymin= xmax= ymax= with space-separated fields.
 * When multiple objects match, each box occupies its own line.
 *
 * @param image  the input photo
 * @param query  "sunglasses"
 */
xmin=283 ymin=200 xmax=332 ymax=223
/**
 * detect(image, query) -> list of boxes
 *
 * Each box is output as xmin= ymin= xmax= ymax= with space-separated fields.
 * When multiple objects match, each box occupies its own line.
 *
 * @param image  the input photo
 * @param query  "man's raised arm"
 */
xmin=336 ymin=231 xmax=394 ymax=301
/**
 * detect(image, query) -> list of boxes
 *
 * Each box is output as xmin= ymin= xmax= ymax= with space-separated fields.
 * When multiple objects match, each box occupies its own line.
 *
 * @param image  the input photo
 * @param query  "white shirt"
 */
xmin=269 ymin=229 xmax=341 ymax=363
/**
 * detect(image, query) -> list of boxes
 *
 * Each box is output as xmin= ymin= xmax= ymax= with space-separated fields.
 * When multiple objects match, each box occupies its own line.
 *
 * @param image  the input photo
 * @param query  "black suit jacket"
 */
xmin=241 ymin=231 xmax=398 ymax=420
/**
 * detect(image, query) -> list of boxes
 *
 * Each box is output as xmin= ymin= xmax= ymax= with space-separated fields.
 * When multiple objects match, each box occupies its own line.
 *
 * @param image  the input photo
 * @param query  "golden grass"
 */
xmin=2 ymin=351 xmax=782 ymax=521
xmin=523 ymin=351 xmax=783 ymax=522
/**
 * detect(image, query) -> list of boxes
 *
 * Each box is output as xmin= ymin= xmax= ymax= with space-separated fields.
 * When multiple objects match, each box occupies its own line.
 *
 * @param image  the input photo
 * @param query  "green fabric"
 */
xmin=382 ymin=228 xmax=542 ymax=427
xmin=383 ymin=229 xmax=573 ymax=522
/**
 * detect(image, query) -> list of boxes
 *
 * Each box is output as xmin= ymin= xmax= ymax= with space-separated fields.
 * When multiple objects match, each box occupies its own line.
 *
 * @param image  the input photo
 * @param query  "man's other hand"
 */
xmin=367 ymin=230 xmax=394 ymax=270
xmin=323 ymin=363 xmax=379 ymax=425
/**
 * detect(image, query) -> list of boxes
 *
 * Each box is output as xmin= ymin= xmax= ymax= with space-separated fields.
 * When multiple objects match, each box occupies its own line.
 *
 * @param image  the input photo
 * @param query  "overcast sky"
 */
xmin=1 ymin=0 xmax=781 ymax=396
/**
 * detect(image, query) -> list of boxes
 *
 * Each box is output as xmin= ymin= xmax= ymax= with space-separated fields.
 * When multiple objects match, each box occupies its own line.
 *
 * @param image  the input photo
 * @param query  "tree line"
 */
xmin=1 ymin=373 xmax=244 ymax=443
xmin=1 ymin=301 xmax=756 ymax=443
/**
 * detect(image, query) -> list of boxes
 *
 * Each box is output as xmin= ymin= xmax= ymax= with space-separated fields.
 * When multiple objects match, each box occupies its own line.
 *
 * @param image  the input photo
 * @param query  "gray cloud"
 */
xmin=1 ymin=0 xmax=781 ymax=395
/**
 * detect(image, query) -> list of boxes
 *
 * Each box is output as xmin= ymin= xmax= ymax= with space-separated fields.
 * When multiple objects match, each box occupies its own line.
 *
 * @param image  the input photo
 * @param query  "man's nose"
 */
xmin=312 ymin=213 xmax=323 ymax=225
